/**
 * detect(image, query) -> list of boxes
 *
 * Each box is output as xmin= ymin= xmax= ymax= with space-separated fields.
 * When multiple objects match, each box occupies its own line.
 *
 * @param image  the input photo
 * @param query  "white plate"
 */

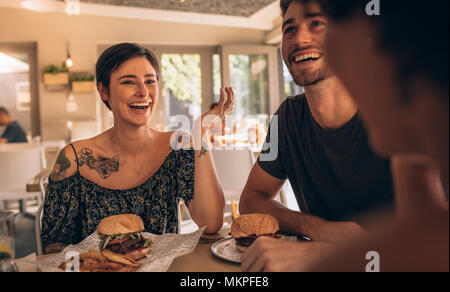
xmin=211 ymin=237 xmax=241 ymax=264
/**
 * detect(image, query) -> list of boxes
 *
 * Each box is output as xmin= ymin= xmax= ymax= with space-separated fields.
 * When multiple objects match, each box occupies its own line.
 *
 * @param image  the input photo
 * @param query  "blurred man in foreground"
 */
xmin=239 ymin=0 xmax=394 ymax=272
xmin=241 ymin=0 xmax=448 ymax=271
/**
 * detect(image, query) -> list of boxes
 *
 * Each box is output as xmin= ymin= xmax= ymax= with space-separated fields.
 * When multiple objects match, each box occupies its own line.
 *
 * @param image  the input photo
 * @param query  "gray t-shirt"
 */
xmin=258 ymin=94 xmax=393 ymax=222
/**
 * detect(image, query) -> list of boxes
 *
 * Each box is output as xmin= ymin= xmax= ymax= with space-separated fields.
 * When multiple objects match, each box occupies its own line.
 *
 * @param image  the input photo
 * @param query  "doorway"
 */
xmin=0 ymin=42 xmax=40 ymax=138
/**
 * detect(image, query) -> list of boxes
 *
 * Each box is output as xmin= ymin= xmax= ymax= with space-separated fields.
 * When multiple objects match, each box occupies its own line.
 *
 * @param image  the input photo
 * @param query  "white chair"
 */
xmin=0 ymin=142 xmax=36 ymax=151
xmin=211 ymin=149 xmax=257 ymax=222
xmin=35 ymin=171 xmax=49 ymax=256
xmin=211 ymin=149 xmax=256 ymax=202
xmin=211 ymin=148 xmax=287 ymax=216
xmin=0 ymin=145 xmax=46 ymax=216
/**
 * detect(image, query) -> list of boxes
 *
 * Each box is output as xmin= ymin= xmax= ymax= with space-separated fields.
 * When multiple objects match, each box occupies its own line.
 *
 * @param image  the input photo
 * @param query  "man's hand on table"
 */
xmin=239 ymin=219 xmax=366 ymax=272
xmin=240 ymin=237 xmax=336 ymax=272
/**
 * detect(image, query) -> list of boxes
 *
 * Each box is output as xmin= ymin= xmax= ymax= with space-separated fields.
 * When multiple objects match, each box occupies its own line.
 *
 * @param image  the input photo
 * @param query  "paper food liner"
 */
xmin=36 ymin=227 xmax=205 ymax=272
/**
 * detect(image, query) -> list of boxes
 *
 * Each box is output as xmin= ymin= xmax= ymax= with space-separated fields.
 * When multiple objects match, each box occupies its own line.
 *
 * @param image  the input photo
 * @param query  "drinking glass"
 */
xmin=0 ymin=211 xmax=15 ymax=259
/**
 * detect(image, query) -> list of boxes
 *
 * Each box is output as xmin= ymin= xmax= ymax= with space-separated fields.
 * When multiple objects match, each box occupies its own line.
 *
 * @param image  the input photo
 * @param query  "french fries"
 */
xmin=58 ymin=249 xmax=142 ymax=272
xmin=100 ymin=249 xmax=142 ymax=268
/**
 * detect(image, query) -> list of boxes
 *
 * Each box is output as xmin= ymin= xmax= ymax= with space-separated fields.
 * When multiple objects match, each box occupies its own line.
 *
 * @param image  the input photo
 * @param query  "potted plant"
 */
xmin=71 ymin=73 xmax=95 ymax=92
xmin=43 ymin=62 xmax=69 ymax=86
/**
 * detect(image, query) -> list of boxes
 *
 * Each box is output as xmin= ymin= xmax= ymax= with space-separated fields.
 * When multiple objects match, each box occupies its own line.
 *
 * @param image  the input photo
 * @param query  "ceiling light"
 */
xmin=66 ymin=57 xmax=73 ymax=68
xmin=65 ymin=0 xmax=80 ymax=16
xmin=66 ymin=42 xmax=73 ymax=68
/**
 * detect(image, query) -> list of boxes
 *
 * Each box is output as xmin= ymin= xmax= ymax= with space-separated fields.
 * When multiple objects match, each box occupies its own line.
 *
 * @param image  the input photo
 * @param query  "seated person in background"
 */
xmin=239 ymin=0 xmax=393 ymax=247
xmin=41 ymin=43 xmax=234 ymax=253
xmin=0 ymin=107 xmax=27 ymax=143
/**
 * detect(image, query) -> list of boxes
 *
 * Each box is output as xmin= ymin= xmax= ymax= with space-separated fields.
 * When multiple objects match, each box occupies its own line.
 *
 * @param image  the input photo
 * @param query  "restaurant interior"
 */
xmin=0 ymin=0 xmax=301 ymax=268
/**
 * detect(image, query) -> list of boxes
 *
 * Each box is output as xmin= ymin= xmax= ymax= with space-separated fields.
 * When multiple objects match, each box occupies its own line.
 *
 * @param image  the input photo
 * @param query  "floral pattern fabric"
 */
xmin=41 ymin=149 xmax=195 ymax=250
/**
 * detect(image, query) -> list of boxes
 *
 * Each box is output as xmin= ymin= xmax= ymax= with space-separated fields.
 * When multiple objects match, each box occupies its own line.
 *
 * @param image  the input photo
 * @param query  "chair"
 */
xmin=0 ymin=210 xmax=15 ymax=238
xmin=211 ymin=149 xmax=255 ymax=202
xmin=210 ymin=149 xmax=257 ymax=221
xmin=0 ymin=145 xmax=46 ymax=217
xmin=211 ymin=148 xmax=287 ymax=217
xmin=35 ymin=172 xmax=49 ymax=256
xmin=177 ymin=149 xmax=257 ymax=233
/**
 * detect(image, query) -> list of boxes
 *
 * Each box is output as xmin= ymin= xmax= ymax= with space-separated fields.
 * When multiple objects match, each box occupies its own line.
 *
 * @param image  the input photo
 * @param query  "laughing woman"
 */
xmin=41 ymin=43 xmax=234 ymax=253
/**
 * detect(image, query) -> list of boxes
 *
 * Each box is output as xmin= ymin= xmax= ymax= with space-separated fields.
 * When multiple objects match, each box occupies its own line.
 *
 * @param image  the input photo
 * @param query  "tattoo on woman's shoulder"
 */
xmin=78 ymin=148 xmax=119 ymax=179
xmin=50 ymin=148 xmax=71 ymax=181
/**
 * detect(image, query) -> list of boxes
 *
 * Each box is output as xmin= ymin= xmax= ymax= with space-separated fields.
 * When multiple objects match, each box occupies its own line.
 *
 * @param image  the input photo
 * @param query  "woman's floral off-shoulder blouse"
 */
xmin=40 ymin=149 xmax=195 ymax=250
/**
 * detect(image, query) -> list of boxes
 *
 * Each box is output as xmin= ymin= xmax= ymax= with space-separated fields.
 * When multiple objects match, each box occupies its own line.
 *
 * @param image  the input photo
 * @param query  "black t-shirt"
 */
xmin=1 ymin=121 xmax=27 ymax=143
xmin=258 ymin=95 xmax=393 ymax=222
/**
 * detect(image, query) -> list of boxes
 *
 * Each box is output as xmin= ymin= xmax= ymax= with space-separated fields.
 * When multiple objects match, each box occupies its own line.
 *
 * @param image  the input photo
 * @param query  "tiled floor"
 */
xmin=0 ymin=200 xmax=38 ymax=258
xmin=14 ymin=213 xmax=37 ymax=258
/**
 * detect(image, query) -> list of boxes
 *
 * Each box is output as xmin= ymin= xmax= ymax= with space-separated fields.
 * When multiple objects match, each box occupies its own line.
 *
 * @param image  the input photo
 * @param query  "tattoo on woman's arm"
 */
xmin=199 ymin=141 xmax=210 ymax=158
xmin=50 ymin=149 xmax=71 ymax=181
xmin=78 ymin=148 xmax=119 ymax=179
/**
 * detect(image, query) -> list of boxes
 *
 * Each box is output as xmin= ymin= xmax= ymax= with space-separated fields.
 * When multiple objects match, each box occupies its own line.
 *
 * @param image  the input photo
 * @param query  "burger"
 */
xmin=97 ymin=214 xmax=152 ymax=261
xmin=231 ymin=213 xmax=279 ymax=252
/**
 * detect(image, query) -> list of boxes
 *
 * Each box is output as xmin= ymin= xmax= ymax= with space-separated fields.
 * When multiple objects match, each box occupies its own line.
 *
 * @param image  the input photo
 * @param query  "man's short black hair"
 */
xmin=0 ymin=107 xmax=9 ymax=116
xmin=96 ymin=43 xmax=160 ymax=111
xmin=280 ymin=0 xmax=321 ymax=18
xmin=321 ymin=0 xmax=449 ymax=97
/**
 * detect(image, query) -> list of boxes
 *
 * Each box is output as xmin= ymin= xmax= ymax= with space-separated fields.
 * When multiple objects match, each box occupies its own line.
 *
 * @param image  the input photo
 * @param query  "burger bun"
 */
xmin=231 ymin=213 xmax=279 ymax=238
xmin=97 ymin=214 xmax=145 ymax=235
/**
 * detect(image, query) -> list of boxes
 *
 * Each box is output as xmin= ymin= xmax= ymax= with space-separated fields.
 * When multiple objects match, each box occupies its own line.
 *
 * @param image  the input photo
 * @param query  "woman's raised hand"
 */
xmin=202 ymin=86 xmax=234 ymax=130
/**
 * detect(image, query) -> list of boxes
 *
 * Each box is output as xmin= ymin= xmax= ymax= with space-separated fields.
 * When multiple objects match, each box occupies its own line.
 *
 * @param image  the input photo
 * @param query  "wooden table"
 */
xmin=168 ymin=238 xmax=241 ymax=272
xmin=26 ymin=167 xmax=50 ymax=193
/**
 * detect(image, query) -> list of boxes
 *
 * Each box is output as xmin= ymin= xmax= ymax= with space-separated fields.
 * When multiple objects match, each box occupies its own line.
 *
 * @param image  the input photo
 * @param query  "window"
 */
xmin=228 ymin=54 xmax=270 ymax=116
xmin=212 ymin=54 xmax=222 ymax=104
xmin=161 ymin=54 xmax=202 ymax=125
xmin=282 ymin=60 xmax=303 ymax=97
xmin=221 ymin=45 xmax=280 ymax=115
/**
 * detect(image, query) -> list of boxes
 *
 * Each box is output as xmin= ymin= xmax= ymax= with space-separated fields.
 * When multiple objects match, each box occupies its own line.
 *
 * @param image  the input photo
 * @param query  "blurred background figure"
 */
xmin=0 ymin=106 xmax=27 ymax=143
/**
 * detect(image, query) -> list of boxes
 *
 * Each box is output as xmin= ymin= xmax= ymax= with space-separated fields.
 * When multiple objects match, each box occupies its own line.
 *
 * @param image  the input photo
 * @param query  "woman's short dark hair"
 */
xmin=321 ymin=0 xmax=449 ymax=98
xmin=96 ymin=43 xmax=160 ymax=110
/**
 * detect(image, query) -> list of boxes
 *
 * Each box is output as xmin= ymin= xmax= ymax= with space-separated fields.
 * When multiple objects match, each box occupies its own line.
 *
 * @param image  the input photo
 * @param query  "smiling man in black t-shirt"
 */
xmin=239 ymin=0 xmax=394 ymax=271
